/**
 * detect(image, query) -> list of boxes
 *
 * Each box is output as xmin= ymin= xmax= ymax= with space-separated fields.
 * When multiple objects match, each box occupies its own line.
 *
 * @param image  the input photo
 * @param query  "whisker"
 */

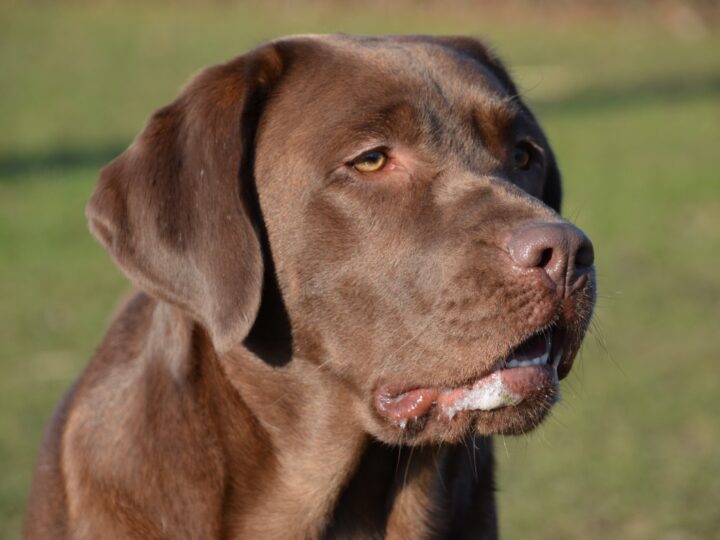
xmin=433 ymin=445 xmax=447 ymax=492
xmin=500 ymin=434 xmax=510 ymax=459
xmin=471 ymin=436 xmax=480 ymax=481
xmin=403 ymin=445 xmax=416 ymax=489
xmin=387 ymin=310 xmax=438 ymax=358
xmin=395 ymin=441 xmax=404 ymax=476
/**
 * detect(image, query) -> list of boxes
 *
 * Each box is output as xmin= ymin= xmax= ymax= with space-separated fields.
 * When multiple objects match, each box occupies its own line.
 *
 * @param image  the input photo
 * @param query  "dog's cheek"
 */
xmin=293 ymin=277 xmax=385 ymax=381
xmin=292 ymin=323 xmax=329 ymax=365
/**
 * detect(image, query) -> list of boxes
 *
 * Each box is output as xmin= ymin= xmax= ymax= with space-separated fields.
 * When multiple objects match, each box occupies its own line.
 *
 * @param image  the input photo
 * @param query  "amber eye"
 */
xmin=512 ymin=143 xmax=534 ymax=171
xmin=352 ymin=150 xmax=387 ymax=173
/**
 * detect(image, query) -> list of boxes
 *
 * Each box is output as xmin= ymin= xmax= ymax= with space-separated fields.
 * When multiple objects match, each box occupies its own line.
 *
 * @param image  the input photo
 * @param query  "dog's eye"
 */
xmin=352 ymin=150 xmax=387 ymax=173
xmin=512 ymin=143 xmax=534 ymax=171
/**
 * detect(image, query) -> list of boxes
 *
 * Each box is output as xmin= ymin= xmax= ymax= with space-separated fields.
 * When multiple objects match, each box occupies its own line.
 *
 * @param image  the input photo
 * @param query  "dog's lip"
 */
xmin=374 ymin=327 xmax=565 ymax=427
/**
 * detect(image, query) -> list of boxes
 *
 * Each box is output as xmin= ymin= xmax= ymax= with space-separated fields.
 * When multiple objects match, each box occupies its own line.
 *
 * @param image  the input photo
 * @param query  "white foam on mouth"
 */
xmin=445 ymin=373 xmax=522 ymax=419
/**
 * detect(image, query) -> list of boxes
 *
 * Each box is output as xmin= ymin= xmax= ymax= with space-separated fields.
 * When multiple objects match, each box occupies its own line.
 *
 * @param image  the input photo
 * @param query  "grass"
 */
xmin=1 ymin=2 xmax=719 ymax=538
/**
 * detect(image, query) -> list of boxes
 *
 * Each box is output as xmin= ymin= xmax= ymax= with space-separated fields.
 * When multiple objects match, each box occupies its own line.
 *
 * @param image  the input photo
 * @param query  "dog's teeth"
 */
xmin=504 ymin=333 xmax=555 ymax=369
xmin=504 ymin=351 xmax=551 ymax=369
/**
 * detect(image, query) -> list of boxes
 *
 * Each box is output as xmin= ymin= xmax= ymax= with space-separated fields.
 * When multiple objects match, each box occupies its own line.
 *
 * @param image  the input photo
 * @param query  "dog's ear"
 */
xmin=86 ymin=46 xmax=285 ymax=352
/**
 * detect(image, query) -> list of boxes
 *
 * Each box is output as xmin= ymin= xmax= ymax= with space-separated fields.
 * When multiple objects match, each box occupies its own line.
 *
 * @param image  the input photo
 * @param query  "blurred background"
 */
xmin=1 ymin=0 xmax=719 ymax=538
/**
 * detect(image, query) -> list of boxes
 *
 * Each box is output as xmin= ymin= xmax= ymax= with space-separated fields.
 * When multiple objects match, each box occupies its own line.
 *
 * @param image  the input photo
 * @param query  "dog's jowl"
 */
xmin=25 ymin=35 xmax=595 ymax=540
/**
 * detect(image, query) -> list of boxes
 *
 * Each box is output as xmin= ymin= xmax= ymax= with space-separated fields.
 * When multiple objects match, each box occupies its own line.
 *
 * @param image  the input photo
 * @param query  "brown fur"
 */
xmin=24 ymin=35 xmax=595 ymax=539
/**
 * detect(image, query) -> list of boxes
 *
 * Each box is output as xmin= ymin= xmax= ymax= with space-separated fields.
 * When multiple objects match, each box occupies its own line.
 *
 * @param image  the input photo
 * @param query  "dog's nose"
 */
xmin=507 ymin=222 xmax=594 ymax=290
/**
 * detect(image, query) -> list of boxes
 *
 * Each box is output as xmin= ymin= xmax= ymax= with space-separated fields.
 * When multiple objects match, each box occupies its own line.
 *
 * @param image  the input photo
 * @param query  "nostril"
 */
xmin=537 ymin=248 xmax=553 ymax=268
xmin=575 ymin=241 xmax=595 ymax=268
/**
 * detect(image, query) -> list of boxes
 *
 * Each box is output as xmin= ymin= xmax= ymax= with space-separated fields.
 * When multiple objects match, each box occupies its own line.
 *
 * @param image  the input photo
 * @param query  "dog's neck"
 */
xmin=212 ymin=344 xmax=367 ymax=538
xmin=208 ymin=339 xmax=496 ymax=538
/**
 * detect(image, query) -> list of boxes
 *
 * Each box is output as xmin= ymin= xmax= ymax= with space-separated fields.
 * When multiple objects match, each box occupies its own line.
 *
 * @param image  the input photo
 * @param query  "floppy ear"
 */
xmin=86 ymin=46 xmax=285 ymax=352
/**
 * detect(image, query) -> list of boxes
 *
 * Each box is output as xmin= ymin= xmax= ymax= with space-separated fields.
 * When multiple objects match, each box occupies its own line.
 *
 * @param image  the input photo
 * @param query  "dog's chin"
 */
xmin=368 ymin=327 xmax=577 ymax=445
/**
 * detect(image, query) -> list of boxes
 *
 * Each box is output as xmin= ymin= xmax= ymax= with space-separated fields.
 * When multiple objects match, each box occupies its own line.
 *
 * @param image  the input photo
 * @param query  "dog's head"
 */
xmin=87 ymin=35 xmax=595 ymax=444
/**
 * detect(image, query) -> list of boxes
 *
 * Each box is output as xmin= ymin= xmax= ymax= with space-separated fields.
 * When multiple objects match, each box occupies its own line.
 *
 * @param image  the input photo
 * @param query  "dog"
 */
xmin=24 ymin=34 xmax=596 ymax=539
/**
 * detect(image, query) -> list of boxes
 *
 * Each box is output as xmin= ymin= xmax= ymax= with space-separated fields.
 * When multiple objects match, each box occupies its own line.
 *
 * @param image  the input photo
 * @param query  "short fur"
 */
xmin=25 ymin=35 xmax=595 ymax=539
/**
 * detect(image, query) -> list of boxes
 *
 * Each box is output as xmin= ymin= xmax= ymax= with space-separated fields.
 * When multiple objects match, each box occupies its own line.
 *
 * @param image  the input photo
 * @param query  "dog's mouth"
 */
xmin=374 ymin=326 xmax=566 ymax=429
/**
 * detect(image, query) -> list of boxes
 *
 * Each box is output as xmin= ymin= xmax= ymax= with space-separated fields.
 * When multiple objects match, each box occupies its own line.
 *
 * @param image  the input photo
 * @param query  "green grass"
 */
xmin=1 ymin=2 xmax=719 ymax=538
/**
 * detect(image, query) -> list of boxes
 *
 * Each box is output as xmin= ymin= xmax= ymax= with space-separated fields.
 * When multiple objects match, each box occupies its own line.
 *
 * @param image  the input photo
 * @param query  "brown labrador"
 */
xmin=24 ymin=34 xmax=596 ymax=539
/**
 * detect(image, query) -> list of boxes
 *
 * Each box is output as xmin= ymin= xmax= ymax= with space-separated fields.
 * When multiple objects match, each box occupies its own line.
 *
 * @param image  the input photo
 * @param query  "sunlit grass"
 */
xmin=1 ymin=2 xmax=719 ymax=538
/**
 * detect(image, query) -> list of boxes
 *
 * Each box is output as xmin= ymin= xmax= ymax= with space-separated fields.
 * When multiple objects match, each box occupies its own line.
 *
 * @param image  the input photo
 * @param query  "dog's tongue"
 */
xmin=375 ymin=388 xmax=438 ymax=422
xmin=437 ymin=367 xmax=553 ymax=419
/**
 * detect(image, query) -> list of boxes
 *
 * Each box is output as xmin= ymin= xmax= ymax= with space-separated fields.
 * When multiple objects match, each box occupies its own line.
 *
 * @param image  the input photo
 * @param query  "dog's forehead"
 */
xmin=261 ymin=34 xmax=522 ymax=167
xmin=280 ymin=34 xmax=514 ymax=111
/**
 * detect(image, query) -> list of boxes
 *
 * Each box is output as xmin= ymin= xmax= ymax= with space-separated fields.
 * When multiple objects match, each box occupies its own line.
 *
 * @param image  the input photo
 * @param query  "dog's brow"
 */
xmin=330 ymin=100 xmax=426 ymax=151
